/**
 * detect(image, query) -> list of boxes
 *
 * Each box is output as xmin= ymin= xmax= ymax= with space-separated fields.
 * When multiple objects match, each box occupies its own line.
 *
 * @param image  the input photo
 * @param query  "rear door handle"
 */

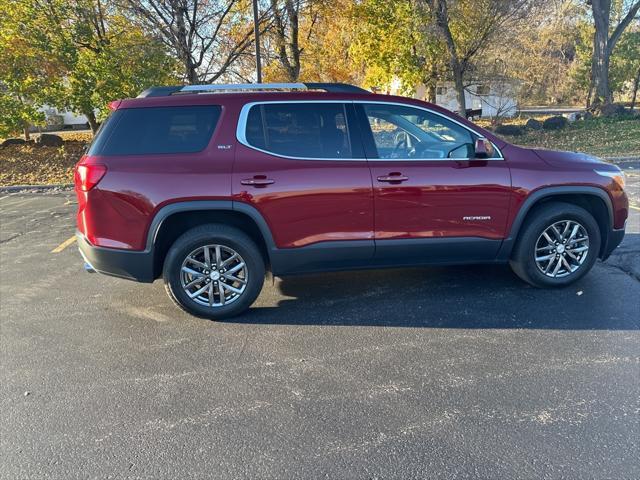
xmin=377 ymin=173 xmax=409 ymax=183
xmin=241 ymin=176 xmax=275 ymax=187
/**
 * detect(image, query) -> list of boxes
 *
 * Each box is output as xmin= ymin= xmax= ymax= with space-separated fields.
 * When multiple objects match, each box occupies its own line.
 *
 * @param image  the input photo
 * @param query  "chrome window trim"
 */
xmin=236 ymin=100 xmax=504 ymax=161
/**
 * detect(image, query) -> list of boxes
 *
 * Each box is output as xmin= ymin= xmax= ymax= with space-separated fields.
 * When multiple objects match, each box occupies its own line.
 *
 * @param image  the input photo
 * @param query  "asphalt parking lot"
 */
xmin=1 ymin=172 xmax=639 ymax=479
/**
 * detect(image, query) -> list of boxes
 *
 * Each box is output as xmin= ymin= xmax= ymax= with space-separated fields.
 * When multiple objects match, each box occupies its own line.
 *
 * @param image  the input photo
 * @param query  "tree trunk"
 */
xmin=284 ymin=0 xmax=301 ymax=81
xmin=185 ymin=60 xmax=199 ymax=84
xmin=23 ymin=123 xmax=31 ymax=141
xmin=428 ymin=0 xmax=466 ymax=115
xmin=451 ymin=63 xmax=466 ymax=115
xmin=425 ymin=83 xmax=436 ymax=103
xmin=589 ymin=0 xmax=640 ymax=107
xmin=591 ymin=21 xmax=611 ymax=106
xmin=631 ymin=67 xmax=640 ymax=111
xmin=173 ymin=1 xmax=199 ymax=84
xmin=85 ymin=110 xmax=99 ymax=134
xmin=270 ymin=0 xmax=301 ymax=82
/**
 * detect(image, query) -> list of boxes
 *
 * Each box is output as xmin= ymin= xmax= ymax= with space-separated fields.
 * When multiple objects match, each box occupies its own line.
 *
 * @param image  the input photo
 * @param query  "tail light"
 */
xmin=74 ymin=160 xmax=107 ymax=191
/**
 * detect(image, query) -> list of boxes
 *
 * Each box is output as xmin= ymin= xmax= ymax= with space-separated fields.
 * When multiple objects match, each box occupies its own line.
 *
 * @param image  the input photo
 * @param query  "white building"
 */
xmin=388 ymin=78 xmax=519 ymax=119
xmin=37 ymin=105 xmax=91 ymax=130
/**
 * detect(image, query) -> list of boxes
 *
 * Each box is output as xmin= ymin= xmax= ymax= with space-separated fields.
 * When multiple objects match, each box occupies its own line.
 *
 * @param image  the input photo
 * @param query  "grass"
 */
xmin=0 ymin=117 xmax=638 ymax=186
xmin=488 ymin=115 xmax=640 ymax=158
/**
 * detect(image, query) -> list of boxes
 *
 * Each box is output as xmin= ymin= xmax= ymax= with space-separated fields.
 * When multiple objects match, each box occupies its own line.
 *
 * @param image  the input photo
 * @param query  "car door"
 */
xmin=355 ymin=102 xmax=512 ymax=263
xmin=232 ymin=101 xmax=374 ymax=272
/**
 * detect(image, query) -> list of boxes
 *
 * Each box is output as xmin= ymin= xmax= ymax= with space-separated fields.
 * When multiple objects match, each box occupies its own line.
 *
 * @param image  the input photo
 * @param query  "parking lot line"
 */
xmin=51 ymin=235 xmax=77 ymax=253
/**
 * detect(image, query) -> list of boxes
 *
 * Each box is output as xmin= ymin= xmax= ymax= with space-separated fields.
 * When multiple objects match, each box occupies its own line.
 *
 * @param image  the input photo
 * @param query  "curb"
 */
xmin=0 ymin=183 xmax=73 ymax=193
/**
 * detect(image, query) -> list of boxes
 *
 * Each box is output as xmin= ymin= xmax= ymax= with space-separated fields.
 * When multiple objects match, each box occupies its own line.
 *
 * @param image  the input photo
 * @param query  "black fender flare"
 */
xmin=497 ymin=185 xmax=613 ymax=260
xmin=145 ymin=200 xmax=277 ymax=256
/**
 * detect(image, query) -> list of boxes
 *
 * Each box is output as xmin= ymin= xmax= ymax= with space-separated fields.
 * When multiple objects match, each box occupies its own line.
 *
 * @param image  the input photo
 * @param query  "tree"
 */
xmin=263 ymin=0 xmax=343 ymax=83
xmin=0 ymin=0 xmax=57 ymax=138
xmin=296 ymin=0 xmax=362 ymax=84
xmin=0 ymin=0 xmax=178 ymax=134
xmin=0 ymin=0 xmax=178 ymax=135
xmin=482 ymin=0 xmax=586 ymax=106
xmin=268 ymin=0 xmax=302 ymax=81
xmin=124 ymin=0 xmax=263 ymax=84
xmin=588 ymin=0 xmax=640 ymax=106
xmin=610 ymin=29 xmax=640 ymax=108
xmin=418 ymin=0 xmax=535 ymax=116
xmin=350 ymin=0 xmax=445 ymax=99
xmin=421 ymin=0 xmax=467 ymax=112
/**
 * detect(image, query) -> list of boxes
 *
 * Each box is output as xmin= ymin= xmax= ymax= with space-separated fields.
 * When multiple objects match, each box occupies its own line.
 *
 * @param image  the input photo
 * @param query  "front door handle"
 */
xmin=377 ymin=173 xmax=409 ymax=183
xmin=241 ymin=175 xmax=275 ymax=187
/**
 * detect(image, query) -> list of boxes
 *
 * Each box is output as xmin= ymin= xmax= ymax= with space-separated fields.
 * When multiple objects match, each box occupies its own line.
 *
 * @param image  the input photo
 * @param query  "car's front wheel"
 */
xmin=509 ymin=202 xmax=601 ymax=288
xmin=163 ymin=224 xmax=265 ymax=319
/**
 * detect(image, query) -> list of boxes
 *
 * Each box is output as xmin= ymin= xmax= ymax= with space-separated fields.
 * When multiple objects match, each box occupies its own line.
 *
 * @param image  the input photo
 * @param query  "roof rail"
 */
xmin=137 ymin=82 xmax=368 ymax=98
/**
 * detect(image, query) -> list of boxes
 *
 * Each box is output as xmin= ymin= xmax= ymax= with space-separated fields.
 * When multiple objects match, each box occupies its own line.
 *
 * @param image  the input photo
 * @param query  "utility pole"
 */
xmin=252 ymin=0 xmax=262 ymax=83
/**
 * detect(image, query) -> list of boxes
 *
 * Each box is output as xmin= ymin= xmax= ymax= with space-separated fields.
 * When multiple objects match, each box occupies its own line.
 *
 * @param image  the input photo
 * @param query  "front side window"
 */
xmin=89 ymin=105 xmax=221 ymax=156
xmin=361 ymin=103 xmax=475 ymax=160
xmin=244 ymin=103 xmax=352 ymax=159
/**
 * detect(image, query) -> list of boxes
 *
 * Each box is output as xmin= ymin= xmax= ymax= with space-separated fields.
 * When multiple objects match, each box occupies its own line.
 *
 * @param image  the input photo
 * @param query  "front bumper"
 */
xmin=76 ymin=232 xmax=155 ymax=283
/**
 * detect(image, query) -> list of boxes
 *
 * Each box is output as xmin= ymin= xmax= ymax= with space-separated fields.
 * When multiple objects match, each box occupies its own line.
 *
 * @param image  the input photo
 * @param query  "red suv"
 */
xmin=75 ymin=83 xmax=628 ymax=319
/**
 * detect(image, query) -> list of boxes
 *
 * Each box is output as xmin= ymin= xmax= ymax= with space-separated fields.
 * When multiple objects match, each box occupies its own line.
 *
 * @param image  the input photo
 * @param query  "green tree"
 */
xmin=37 ymin=0 xmax=179 ymax=131
xmin=610 ymin=29 xmax=640 ymax=108
xmin=0 ymin=0 xmax=53 ymax=138
xmin=1 ymin=0 xmax=178 ymax=136
xmin=350 ymin=0 xmax=446 ymax=99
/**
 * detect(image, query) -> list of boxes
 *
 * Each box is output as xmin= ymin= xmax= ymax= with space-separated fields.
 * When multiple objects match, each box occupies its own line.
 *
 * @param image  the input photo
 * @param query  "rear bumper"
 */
xmin=601 ymin=225 xmax=625 ymax=260
xmin=76 ymin=232 xmax=155 ymax=283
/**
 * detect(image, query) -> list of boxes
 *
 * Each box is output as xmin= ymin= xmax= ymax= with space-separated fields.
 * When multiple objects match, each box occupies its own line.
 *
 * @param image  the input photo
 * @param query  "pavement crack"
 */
xmin=0 ymin=233 xmax=23 ymax=244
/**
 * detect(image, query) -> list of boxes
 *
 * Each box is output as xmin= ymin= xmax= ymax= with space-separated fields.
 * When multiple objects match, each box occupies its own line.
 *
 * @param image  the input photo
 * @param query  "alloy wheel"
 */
xmin=180 ymin=244 xmax=248 ymax=307
xmin=534 ymin=220 xmax=590 ymax=278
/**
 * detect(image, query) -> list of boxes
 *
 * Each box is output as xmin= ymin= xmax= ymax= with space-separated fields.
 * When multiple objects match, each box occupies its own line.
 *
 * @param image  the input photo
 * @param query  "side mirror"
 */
xmin=474 ymin=138 xmax=493 ymax=159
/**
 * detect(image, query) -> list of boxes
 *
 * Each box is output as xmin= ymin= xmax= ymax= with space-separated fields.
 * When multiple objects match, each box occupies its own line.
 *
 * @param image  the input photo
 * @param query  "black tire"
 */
xmin=163 ymin=224 xmax=265 ymax=319
xmin=509 ymin=202 xmax=601 ymax=288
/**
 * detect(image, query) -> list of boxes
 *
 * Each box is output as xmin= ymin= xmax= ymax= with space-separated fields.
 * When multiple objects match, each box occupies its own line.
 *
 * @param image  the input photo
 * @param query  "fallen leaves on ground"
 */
xmin=0 ymin=141 xmax=87 ymax=186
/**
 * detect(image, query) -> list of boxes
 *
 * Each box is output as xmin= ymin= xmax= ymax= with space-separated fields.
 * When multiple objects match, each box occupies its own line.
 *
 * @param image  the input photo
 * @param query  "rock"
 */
xmin=566 ymin=112 xmax=583 ymax=122
xmin=35 ymin=133 xmax=64 ymax=147
xmin=525 ymin=118 xmax=543 ymax=130
xmin=597 ymin=103 xmax=627 ymax=117
xmin=543 ymin=116 xmax=568 ymax=130
xmin=494 ymin=124 xmax=524 ymax=136
xmin=1 ymin=138 xmax=26 ymax=147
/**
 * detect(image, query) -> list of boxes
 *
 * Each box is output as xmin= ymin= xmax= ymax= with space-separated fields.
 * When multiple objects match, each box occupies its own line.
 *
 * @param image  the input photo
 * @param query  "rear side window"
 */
xmin=89 ymin=105 xmax=221 ymax=155
xmin=244 ymin=103 xmax=352 ymax=159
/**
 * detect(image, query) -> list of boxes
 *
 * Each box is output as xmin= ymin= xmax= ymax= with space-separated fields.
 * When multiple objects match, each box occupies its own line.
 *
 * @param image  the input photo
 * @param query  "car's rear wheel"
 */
xmin=163 ymin=224 xmax=265 ymax=319
xmin=509 ymin=202 xmax=601 ymax=288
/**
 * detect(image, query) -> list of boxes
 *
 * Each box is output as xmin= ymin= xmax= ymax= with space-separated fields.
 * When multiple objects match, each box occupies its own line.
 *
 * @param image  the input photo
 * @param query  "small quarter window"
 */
xmin=89 ymin=105 xmax=221 ymax=156
xmin=244 ymin=103 xmax=352 ymax=159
